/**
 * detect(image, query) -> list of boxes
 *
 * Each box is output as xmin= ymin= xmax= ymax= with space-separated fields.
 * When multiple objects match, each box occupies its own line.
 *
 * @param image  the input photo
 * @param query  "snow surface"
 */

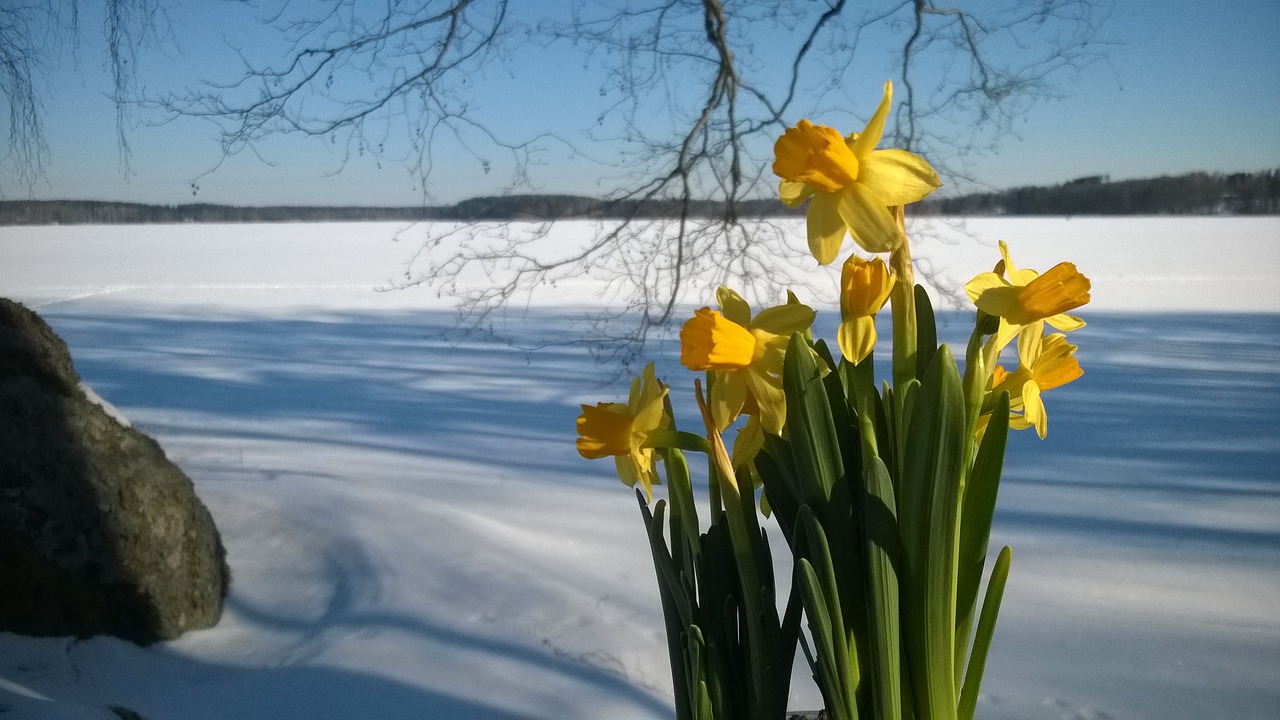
xmin=1 ymin=217 xmax=1278 ymax=719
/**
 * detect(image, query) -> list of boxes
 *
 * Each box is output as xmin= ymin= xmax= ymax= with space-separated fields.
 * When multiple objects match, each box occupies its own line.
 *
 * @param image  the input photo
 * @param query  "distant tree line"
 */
xmin=3 ymin=170 xmax=1276 ymax=225
xmin=917 ymin=170 xmax=1280 ymax=216
xmin=0 ymin=195 xmax=795 ymax=225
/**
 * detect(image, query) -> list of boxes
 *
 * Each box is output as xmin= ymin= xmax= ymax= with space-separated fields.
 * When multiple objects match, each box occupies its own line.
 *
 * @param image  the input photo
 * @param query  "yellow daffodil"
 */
xmin=837 ymin=254 xmax=895 ymax=364
xmin=680 ymin=287 xmax=815 ymax=435
xmin=965 ymin=240 xmax=1091 ymax=354
xmin=772 ymin=81 xmax=941 ymax=264
xmin=575 ymin=362 xmax=669 ymax=500
xmin=988 ymin=333 xmax=1083 ymax=439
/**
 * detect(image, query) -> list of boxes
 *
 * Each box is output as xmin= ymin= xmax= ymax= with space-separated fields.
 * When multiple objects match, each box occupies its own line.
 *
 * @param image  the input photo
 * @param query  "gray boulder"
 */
xmin=0 ymin=298 xmax=229 ymax=644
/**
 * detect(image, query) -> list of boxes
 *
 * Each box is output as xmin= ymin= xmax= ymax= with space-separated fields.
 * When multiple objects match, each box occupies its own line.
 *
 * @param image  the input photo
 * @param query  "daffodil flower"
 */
xmin=772 ymin=81 xmax=941 ymax=264
xmin=987 ymin=333 xmax=1083 ymax=439
xmin=837 ymin=254 xmax=895 ymax=364
xmin=965 ymin=240 xmax=1091 ymax=355
xmin=575 ymin=363 xmax=670 ymax=500
xmin=680 ymin=287 xmax=815 ymax=435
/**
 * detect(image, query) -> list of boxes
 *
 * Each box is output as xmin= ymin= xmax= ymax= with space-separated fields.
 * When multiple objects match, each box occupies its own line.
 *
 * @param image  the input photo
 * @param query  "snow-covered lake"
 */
xmin=1 ymin=217 xmax=1278 ymax=719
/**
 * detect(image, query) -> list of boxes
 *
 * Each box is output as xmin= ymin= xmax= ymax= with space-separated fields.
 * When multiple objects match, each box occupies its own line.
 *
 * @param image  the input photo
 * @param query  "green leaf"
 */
xmin=863 ymin=456 xmax=902 ymax=720
xmin=898 ymin=345 xmax=966 ymax=720
xmin=697 ymin=519 xmax=744 ymax=717
xmin=755 ymin=439 xmax=802 ymax=547
xmin=645 ymin=429 xmax=713 ymax=455
xmin=777 ymin=552 xmax=807 ymax=705
xmin=640 ymin=497 xmax=690 ymax=626
xmin=895 ymin=378 xmax=920 ymax=475
xmin=817 ymin=342 xmax=862 ymax=484
xmin=639 ymin=494 xmax=695 ymax=720
xmin=914 ymin=284 xmax=937 ymax=382
xmin=798 ymin=558 xmax=853 ymax=720
xmin=696 ymin=679 xmax=715 ymax=720
xmin=664 ymin=448 xmax=702 ymax=576
xmin=795 ymin=508 xmax=857 ymax=720
xmin=686 ymin=625 xmax=707 ymax=720
xmin=783 ymin=332 xmax=844 ymax=506
xmin=954 ymin=392 xmax=1010 ymax=676
xmin=958 ymin=546 xmax=1011 ymax=720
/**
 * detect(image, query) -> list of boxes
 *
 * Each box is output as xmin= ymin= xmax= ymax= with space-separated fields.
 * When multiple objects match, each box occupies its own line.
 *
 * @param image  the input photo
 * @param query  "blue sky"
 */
xmin=14 ymin=0 xmax=1280 ymax=206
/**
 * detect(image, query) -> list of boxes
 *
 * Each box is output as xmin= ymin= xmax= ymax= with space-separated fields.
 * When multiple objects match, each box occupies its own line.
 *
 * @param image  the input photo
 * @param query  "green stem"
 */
xmin=888 ymin=206 xmax=917 ymax=480
xmin=844 ymin=356 xmax=881 ymax=463
xmin=889 ymin=208 xmax=917 ymax=400
xmin=961 ymin=313 xmax=989 ymax=443
xmin=694 ymin=381 xmax=780 ymax=719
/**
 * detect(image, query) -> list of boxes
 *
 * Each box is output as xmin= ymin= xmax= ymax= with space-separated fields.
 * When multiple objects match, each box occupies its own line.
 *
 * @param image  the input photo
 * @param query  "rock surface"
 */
xmin=0 ymin=298 xmax=229 ymax=644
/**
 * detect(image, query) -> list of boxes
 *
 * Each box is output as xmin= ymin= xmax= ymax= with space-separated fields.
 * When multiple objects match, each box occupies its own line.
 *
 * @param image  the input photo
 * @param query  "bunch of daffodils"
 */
xmin=576 ymin=81 xmax=1091 ymax=720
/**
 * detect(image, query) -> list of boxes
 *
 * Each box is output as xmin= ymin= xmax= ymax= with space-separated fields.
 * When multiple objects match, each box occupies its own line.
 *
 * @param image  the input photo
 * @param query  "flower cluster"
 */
xmin=573 ymin=80 xmax=1092 ymax=720
xmin=966 ymin=240 xmax=1090 ymax=438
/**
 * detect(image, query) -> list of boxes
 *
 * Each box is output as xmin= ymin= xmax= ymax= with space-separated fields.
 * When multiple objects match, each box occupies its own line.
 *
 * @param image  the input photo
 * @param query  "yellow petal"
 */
xmin=973 ymin=412 xmax=993 ymax=443
xmin=717 ymin=286 xmax=752 ymax=327
xmin=636 ymin=362 xmax=666 ymax=409
xmin=1022 ymin=382 xmax=1047 ymax=439
xmin=710 ymin=369 xmax=748 ymax=431
xmin=626 ymin=371 xmax=642 ymax=408
xmin=838 ymin=315 xmax=878 ymax=364
xmin=1033 ymin=334 xmax=1083 ymax=392
xmin=971 ymin=285 xmax=1025 ymax=321
xmin=964 ymin=271 xmax=1008 ymax=305
xmin=680 ymin=309 xmax=757 ymax=371
xmin=633 ymin=392 xmax=669 ymax=436
xmin=779 ymin=179 xmax=815 ymax=208
xmin=841 ymin=254 xmax=895 ymax=317
xmin=731 ymin=415 xmax=765 ymax=469
xmin=990 ymin=364 xmax=1010 ymax=388
xmin=614 ymin=455 xmax=637 ymax=489
xmin=998 ymin=241 xmax=1019 ymax=278
xmin=750 ymin=302 xmax=816 ymax=338
xmin=807 ymin=193 xmax=846 ymax=265
xmin=1007 ymin=414 xmax=1033 ymax=432
xmin=991 ymin=366 xmax=1029 ymax=411
xmin=980 ymin=319 xmax=1021 ymax=366
xmin=1017 ymin=323 xmax=1044 ymax=368
xmin=744 ymin=370 xmax=787 ymax=435
xmin=753 ymin=332 xmax=790 ymax=375
xmin=837 ymin=183 xmax=902 ymax=253
xmin=996 ymin=243 xmax=1045 ymax=287
xmin=858 ymin=148 xmax=941 ymax=205
xmin=627 ymin=441 xmax=659 ymax=501
xmin=1046 ymin=312 xmax=1087 ymax=333
xmin=851 ymin=81 xmax=892 ymax=160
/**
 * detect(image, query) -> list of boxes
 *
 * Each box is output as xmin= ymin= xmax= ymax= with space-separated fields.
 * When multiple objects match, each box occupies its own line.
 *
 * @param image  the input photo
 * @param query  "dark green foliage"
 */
xmin=749 ymin=312 xmax=1013 ymax=719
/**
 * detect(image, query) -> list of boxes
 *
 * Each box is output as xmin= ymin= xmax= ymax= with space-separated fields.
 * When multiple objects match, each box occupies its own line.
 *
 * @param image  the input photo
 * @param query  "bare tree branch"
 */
xmin=1 ymin=0 xmax=162 ymax=194
xmin=4 ymin=0 xmax=1109 ymax=363
xmin=0 ymin=1 xmax=49 ymax=191
xmin=147 ymin=0 xmax=563 ymax=202
xmin=401 ymin=0 xmax=1108 ymax=364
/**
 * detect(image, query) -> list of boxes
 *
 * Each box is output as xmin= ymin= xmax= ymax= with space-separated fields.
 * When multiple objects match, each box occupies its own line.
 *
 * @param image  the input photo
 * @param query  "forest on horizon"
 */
xmin=2 ymin=169 xmax=1276 ymax=226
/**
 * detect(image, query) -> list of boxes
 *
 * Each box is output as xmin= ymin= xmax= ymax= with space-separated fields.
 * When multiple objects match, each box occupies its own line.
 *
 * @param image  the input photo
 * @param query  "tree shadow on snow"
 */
xmin=13 ymin=307 xmax=678 ymax=719
xmin=23 ymin=306 xmax=1280 ymax=717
